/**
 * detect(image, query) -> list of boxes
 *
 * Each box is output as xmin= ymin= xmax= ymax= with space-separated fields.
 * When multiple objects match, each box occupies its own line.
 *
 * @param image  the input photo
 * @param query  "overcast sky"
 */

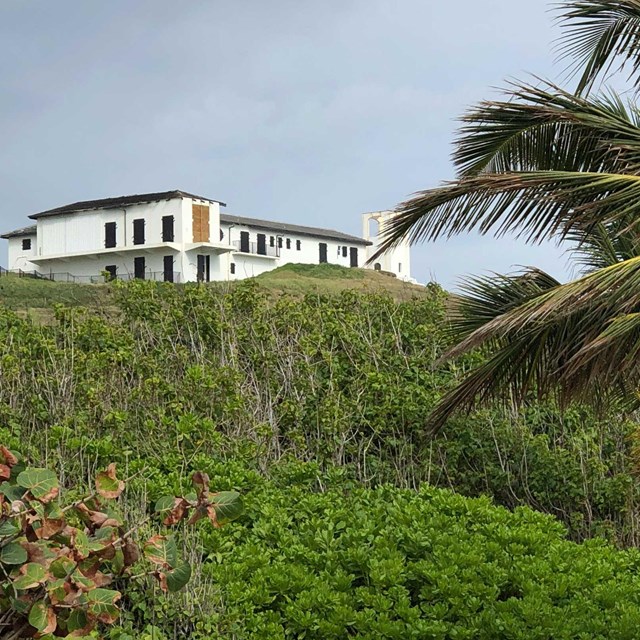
xmin=0 ymin=0 xmax=569 ymax=287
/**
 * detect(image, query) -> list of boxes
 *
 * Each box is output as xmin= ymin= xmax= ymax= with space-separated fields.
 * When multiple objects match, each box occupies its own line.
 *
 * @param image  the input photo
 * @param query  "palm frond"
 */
xmin=370 ymin=170 xmax=640 ymax=262
xmin=369 ymin=82 xmax=640 ymax=264
xmin=455 ymin=81 xmax=640 ymax=177
xmin=555 ymin=0 xmax=640 ymax=94
xmin=427 ymin=256 xmax=640 ymax=431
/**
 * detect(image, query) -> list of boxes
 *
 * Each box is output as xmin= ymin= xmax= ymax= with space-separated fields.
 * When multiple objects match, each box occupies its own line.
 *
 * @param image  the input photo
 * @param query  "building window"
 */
xmin=398 ymin=262 xmax=402 ymax=272
xmin=286 ymin=238 xmax=291 ymax=249
xmin=342 ymin=246 xmax=347 ymax=257
xmin=21 ymin=238 xmax=31 ymax=251
xmin=133 ymin=219 xmax=145 ymax=245
xmin=105 ymin=222 xmax=117 ymax=248
xmin=162 ymin=216 xmax=174 ymax=242
xmin=220 ymin=229 xmax=224 ymax=241
xmin=337 ymin=245 xmax=341 ymax=257
xmin=270 ymin=236 xmax=275 ymax=247
xmin=104 ymin=265 xmax=117 ymax=281
xmin=134 ymin=256 xmax=146 ymax=279
xmin=319 ymin=242 xmax=328 ymax=264
xmin=374 ymin=262 xmax=381 ymax=271
xmin=296 ymin=240 xmax=301 ymax=251
xmin=278 ymin=237 xmax=283 ymax=248
xmin=230 ymin=262 xmax=236 ymax=275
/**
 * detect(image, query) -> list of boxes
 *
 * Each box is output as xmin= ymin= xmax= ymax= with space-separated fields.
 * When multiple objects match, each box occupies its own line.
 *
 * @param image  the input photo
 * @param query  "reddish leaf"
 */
xmin=0 ymin=446 xmax=18 ymax=467
xmin=122 ymin=538 xmax=140 ymax=568
xmin=21 ymin=542 xmax=56 ymax=569
xmin=35 ymin=517 xmax=64 ymax=540
xmin=206 ymin=505 xmax=220 ymax=528
xmin=95 ymin=463 xmax=125 ymax=500
xmin=163 ymin=497 xmax=189 ymax=525
xmin=192 ymin=471 xmax=210 ymax=500
xmin=0 ymin=464 xmax=10 ymax=481
xmin=154 ymin=569 xmax=169 ymax=593
xmin=187 ymin=505 xmax=207 ymax=526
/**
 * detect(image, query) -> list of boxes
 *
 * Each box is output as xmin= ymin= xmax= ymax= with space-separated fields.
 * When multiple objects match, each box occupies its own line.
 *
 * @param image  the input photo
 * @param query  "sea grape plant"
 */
xmin=0 ymin=446 xmax=242 ymax=639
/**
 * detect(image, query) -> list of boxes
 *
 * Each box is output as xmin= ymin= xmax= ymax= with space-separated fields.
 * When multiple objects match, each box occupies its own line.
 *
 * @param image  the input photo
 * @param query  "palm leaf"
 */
xmin=556 ymin=0 xmax=640 ymax=94
xmin=369 ymin=83 xmax=640 ymax=263
xmin=371 ymin=170 xmax=640 ymax=262
xmin=428 ymin=257 xmax=640 ymax=431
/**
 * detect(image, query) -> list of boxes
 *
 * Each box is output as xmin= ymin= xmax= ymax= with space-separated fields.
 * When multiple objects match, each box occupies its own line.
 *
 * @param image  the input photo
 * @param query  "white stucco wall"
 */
xmin=362 ymin=211 xmax=413 ymax=281
xmin=6 ymin=235 xmax=38 ymax=271
xmin=37 ymin=199 xmax=184 ymax=258
xmin=34 ymin=252 xmax=178 ymax=281
xmin=219 ymin=222 xmax=368 ymax=282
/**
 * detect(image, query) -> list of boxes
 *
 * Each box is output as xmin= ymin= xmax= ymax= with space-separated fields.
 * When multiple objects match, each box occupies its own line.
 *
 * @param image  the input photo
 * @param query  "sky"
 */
xmin=0 ymin=0 xmax=569 ymax=288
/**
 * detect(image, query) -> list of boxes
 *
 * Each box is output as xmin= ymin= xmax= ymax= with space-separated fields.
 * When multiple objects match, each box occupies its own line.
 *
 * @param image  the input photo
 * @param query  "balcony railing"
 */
xmin=232 ymin=241 xmax=279 ymax=257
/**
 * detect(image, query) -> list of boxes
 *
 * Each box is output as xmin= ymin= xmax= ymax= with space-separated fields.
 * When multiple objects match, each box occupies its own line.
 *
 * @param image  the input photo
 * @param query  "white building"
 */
xmin=1 ymin=190 xmax=412 ymax=283
xmin=362 ymin=210 xmax=412 ymax=280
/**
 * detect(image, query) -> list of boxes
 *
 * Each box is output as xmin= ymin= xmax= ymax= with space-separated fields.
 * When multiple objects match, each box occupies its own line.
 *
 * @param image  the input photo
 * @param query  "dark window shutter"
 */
xmin=163 ymin=255 xmax=174 ymax=282
xmin=257 ymin=234 xmax=266 ymax=255
xmin=22 ymin=238 xmax=31 ymax=251
xmin=240 ymin=231 xmax=250 ymax=253
xmin=134 ymin=256 xmax=146 ymax=279
xmin=133 ymin=219 xmax=145 ymax=245
xmin=286 ymin=238 xmax=291 ymax=249
xmin=349 ymin=247 xmax=358 ymax=267
xmin=342 ymin=246 xmax=347 ymax=257
xmin=162 ymin=216 xmax=174 ymax=242
xmin=278 ymin=237 xmax=283 ymax=248
xmin=105 ymin=222 xmax=117 ymax=248
xmin=296 ymin=240 xmax=301 ymax=250
xmin=319 ymin=243 xmax=327 ymax=263
xmin=270 ymin=236 xmax=275 ymax=247
xmin=230 ymin=262 xmax=236 ymax=274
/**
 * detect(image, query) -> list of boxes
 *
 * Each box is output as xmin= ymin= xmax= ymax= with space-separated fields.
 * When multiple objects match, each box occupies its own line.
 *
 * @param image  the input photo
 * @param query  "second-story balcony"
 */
xmin=232 ymin=240 xmax=279 ymax=258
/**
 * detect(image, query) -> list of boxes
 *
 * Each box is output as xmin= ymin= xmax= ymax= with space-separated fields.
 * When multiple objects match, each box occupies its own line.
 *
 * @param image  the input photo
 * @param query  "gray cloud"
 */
xmin=0 ymin=0 xmax=566 ymax=287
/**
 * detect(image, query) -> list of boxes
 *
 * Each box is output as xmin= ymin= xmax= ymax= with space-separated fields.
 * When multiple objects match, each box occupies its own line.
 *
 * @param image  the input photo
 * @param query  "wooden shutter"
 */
xmin=192 ymin=204 xmax=210 ymax=242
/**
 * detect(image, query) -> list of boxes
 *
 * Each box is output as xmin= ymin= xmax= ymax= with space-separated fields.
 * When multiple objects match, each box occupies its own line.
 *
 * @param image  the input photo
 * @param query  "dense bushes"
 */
xmin=0 ymin=280 xmax=636 ymax=544
xmin=191 ymin=481 xmax=640 ymax=638
xmin=1 ymin=279 xmax=640 ymax=635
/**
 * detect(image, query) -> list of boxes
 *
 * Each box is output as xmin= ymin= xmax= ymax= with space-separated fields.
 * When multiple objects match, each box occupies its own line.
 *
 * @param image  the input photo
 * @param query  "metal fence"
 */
xmin=0 ymin=267 xmax=181 ymax=284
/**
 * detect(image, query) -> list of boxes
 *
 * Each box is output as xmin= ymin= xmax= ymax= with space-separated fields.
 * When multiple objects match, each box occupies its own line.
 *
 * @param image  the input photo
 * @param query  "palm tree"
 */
xmin=374 ymin=1 xmax=640 ymax=432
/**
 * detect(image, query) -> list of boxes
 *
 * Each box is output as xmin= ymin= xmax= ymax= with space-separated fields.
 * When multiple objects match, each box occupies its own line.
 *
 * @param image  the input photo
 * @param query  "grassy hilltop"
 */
xmin=0 ymin=263 xmax=428 ymax=316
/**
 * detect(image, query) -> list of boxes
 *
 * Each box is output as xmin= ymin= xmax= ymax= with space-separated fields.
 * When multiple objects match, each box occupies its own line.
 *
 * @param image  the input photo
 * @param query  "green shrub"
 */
xmin=198 ymin=483 xmax=640 ymax=639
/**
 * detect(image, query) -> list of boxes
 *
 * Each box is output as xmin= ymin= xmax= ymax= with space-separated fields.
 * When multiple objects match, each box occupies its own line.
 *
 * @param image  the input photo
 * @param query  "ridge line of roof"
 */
xmin=28 ymin=190 xmax=226 ymax=220
xmin=220 ymin=213 xmax=371 ymax=245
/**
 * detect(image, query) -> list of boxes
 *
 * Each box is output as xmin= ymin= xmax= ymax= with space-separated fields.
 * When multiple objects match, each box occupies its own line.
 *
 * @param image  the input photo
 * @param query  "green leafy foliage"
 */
xmin=199 ymin=484 xmax=640 ymax=639
xmin=0 ymin=452 xmax=242 ymax=639
xmin=2 ymin=280 xmax=640 ymax=635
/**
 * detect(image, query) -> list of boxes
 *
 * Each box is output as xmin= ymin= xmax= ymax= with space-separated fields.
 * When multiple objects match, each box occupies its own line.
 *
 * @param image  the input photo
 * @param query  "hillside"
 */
xmin=0 ymin=264 xmax=428 ymax=317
